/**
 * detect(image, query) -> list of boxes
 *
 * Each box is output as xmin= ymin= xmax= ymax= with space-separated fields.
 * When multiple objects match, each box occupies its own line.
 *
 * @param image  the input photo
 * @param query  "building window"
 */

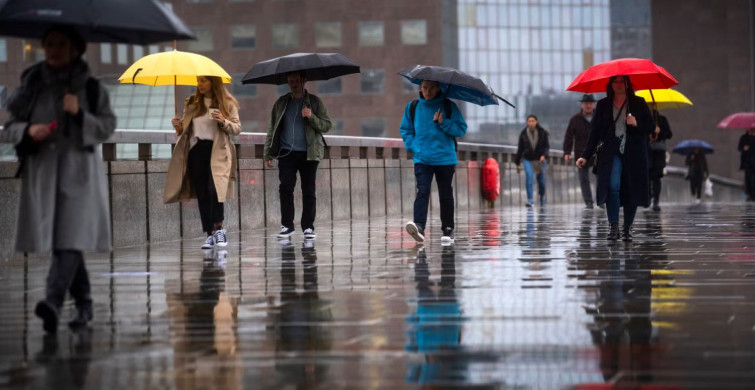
xmin=272 ymin=23 xmax=299 ymax=49
xmin=232 ymin=74 xmax=257 ymax=98
xmin=0 ymin=39 xmax=6 ymax=62
xmin=361 ymin=118 xmax=386 ymax=137
xmin=276 ymin=83 xmax=290 ymax=96
xmin=187 ymin=27 xmax=213 ymax=52
xmin=230 ymin=25 xmax=255 ymax=49
xmin=148 ymin=45 xmax=160 ymax=54
xmin=315 ymin=22 xmax=341 ymax=48
xmin=401 ymin=77 xmax=417 ymax=94
xmin=99 ymin=43 xmax=111 ymax=64
xmin=361 ymin=69 xmax=384 ymax=94
xmin=241 ymin=121 xmax=259 ymax=132
xmin=317 ymin=78 xmax=341 ymax=95
xmin=401 ymin=20 xmax=427 ymax=45
xmin=358 ymin=21 xmax=384 ymax=46
xmin=133 ymin=45 xmax=144 ymax=60
xmin=23 ymin=40 xmax=44 ymax=62
xmin=117 ymin=44 xmax=128 ymax=65
xmin=330 ymin=119 xmax=344 ymax=135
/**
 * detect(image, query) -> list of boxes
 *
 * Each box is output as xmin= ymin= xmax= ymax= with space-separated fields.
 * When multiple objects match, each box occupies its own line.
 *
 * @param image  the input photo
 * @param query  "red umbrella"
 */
xmin=566 ymin=58 xmax=678 ymax=93
xmin=717 ymin=112 xmax=755 ymax=129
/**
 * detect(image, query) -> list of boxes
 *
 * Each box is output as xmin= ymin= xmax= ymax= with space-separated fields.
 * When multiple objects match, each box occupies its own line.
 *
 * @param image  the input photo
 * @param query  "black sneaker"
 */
xmin=277 ymin=226 xmax=295 ymax=238
xmin=303 ymin=228 xmax=316 ymax=239
xmin=35 ymin=300 xmax=59 ymax=334
xmin=405 ymin=221 xmax=425 ymax=242
xmin=214 ymin=228 xmax=228 ymax=247
xmin=441 ymin=227 xmax=455 ymax=243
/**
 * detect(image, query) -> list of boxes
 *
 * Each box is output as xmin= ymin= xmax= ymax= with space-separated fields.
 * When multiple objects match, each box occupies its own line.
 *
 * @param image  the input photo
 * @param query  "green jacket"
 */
xmin=264 ymin=90 xmax=332 ymax=161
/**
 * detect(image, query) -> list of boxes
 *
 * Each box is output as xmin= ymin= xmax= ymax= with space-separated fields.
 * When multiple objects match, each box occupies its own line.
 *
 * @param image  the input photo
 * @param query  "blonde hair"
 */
xmin=192 ymin=76 xmax=239 ymax=118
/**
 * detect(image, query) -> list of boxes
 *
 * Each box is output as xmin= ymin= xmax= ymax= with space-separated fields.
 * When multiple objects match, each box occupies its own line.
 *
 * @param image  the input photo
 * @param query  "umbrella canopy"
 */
xmin=567 ymin=58 xmax=678 ymax=93
xmin=672 ymin=139 xmax=714 ymax=155
xmin=635 ymin=88 xmax=693 ymax=110
xmin=398 ymin=65 xmax=514 ymax=108
xmin=241 ymin=52 xmax=360 ymax=85
xmin=717 ymin=112 xmax=755 ymax=129
xmin=0 ymin=0 xmax=194 ymax=45
xmin=118 ymin=50 xmax=232 ymax=86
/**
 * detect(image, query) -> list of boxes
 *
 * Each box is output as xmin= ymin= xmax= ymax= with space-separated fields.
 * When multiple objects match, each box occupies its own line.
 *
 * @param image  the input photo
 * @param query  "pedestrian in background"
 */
xmin=264 ymin=72 xmax=332 ymax=240
xmin=1 ymin=26 xmax=116 ymax=333
xmin=165 ymin=76 xmax=241 ymax=250
xmin=515 ymin=115 xmax=550 ymax=207
xmin=648 ymin=108 xmax=673 ymax=211
xmin=563 ymin=94 xmax=596 ymax=209
xmin=401 ymin=80 xmax=467 ymax=244
xmin=739 ymin=128 xmax=755 ymax=201
xmin=576 ymin=75 xmax=654 ymax=242
xmin=685 ymin=147 xmax=708 ymax=204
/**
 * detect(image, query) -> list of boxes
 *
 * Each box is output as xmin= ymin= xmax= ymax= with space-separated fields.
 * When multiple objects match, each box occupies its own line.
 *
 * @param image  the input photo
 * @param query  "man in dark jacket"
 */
xmin=515 ymin=115 xmax=550 ymax=207
xmin=264 ymin=72 xmax=332 ymax=240
xmin=648 ymin=109 xmax=673 ymax=211
xmin=739 ymin=128 xmax=755 ymax=201
xmin=563 ymin=94 xmax=596 ymax=208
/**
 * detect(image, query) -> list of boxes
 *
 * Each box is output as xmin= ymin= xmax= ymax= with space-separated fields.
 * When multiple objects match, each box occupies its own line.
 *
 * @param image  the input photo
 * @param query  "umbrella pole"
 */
xmin=649 ymin=89 xmax=658 ymax=122
xmin=173 ymin=40 xmax=178 ymax=118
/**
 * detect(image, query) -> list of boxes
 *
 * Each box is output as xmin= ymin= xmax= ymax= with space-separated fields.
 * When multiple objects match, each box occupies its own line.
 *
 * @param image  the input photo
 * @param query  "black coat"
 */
xmin=563 ymin=112 xmax=592 ymax=158
xmin=581 ymin=95 xmax=654 ymax=208
xmin=648 ymin=114 xmax=673 ymax=179
xmin=515 ymin=126 xmax=549 ymax=165
xmin=739 ymin=133 xmax=755 ymax=170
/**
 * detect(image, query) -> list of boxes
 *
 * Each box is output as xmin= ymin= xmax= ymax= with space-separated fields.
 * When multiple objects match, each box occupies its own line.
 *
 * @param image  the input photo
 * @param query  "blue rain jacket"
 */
xmin=400 ymin=95 xmax=467 ymax=166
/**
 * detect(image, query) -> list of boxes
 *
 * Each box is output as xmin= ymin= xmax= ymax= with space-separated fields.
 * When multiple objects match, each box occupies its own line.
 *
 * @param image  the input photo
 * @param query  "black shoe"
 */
xmin=35 ymin=300 xmax=59 ymax=334
xmin=652 ymin=204 xmax=661 ymax=211
xmin=68 ymin=303 xmax=93 ymax=329
xmin=622 ymin=225 xmax=633 ymax=242
xmin=277 ymin=226 xmax=295 ymax=238
xmin=441 ymin=227 xmax=455 ymax=243
xmin=585 ymin=202 xmax=594 ymax=209
xmin=606 ymin=223 xmax=619 ymax=241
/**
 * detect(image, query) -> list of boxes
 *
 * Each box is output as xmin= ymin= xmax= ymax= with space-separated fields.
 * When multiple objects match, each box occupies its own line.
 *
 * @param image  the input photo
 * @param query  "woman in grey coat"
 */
xmin=1 ymin=26 xmax=116 ymax=333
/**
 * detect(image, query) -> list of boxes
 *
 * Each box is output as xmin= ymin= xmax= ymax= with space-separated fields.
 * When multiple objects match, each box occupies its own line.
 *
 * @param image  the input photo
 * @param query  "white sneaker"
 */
xmin=303 ymin=228 xmax=316 ymax=239
xmin=278 ymin=226 xmax=295 ymax=238
xmin=201 ymin=235 xmax=215 ymax=249
xmin=405 ymin=221 xmax=425 ymax=243
xmin=694 ymin=198 xmax=701 ymax=205
xmin=214 ymin=228 xmax=228 ymax=247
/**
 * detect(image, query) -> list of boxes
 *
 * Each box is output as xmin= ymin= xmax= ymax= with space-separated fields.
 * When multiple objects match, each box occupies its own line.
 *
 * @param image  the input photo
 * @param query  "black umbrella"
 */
xmin=399 ymin=65 xmax=515 ymax=108
xmin=0 ymin=0 xmax=195 ymax=45
xmin=242 ymin=52 xmax=360 ymax=85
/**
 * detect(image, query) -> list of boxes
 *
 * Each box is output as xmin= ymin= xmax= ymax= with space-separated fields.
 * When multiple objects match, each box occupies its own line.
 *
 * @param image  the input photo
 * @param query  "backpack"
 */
xmin=14 ymin=77 xmax=101 ymax=177
xmin=409 ymin=98 xmax=457 ymax=150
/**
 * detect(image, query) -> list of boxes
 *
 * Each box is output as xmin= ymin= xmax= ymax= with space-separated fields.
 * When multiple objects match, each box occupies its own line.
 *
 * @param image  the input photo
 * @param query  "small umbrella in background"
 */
xmin=242 ymin=52 xmax=360 ymax=85
xmin=717 ymin=112 xmax=755 ymax=129
xmin=0 ymin=0 xmax=195 ymax=44
xmin=118 ymin=50 xmax=232 ymax=117
xmin=398 ymin=65 xmax=514 ymax=108
xmin=635 ymin=88 xmax=693 ymax=110
xmin=672 ymin=139 xmax=714 ymax=155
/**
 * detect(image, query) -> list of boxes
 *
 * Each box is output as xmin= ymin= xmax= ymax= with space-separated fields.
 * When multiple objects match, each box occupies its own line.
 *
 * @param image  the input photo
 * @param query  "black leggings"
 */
xmin=188 ymin=140 xmax=224 ymax=233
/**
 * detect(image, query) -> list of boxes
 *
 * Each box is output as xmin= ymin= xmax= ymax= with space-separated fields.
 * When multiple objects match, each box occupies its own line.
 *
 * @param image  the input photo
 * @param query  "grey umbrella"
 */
xmin=242 ymin=52 xmax=360 ymax=85
xmin=399 ymin=65 xmax=514 ymax=108
xmin=0 ymin=0 xmax=195 ymax=44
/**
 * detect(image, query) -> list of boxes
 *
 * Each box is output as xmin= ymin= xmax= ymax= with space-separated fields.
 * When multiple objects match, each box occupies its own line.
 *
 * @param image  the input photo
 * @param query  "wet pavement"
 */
xmin=1 ymin=203 xmax=755 ymax=389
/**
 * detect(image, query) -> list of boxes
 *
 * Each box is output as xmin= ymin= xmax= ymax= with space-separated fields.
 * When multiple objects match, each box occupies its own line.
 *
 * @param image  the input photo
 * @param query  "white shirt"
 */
xmin=191 ymin=97 xmax=217 ymax=142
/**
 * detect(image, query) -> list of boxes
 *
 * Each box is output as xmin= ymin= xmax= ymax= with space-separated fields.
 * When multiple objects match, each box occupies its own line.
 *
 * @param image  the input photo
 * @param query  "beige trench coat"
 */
xmin=164 ymin=96 xmax=241 ymax=204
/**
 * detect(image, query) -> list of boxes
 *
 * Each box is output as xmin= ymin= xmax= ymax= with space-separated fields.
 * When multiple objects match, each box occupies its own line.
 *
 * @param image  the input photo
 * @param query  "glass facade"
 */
xmin=457 ymin=0 xmax=611 ymax=145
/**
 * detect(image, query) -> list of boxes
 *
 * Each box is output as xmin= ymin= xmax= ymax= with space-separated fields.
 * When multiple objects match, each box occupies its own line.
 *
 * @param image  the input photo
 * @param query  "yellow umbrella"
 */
xmin=118 ymin=49 xmax=231 ymax=86
xmin=636 ymin=88 xmax=693 ymax=110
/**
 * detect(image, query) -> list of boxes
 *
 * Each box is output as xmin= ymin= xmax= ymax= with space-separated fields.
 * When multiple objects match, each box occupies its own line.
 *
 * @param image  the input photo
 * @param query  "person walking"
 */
xmin=739 ymin=128 xmax=755 ymax=201
xmin=401 ymin=80 xmax=467 ymax=243
xmin=685 ymin=148 xmax=709 ymax=204
xmin=264 ymin=72 xmax=332 ymax=240
xmin=648 ymin=109 xmax=673 ymax=211
xmin=563 ymin=94 xmax=596 ymax=209
xmin=515 ymin=115 xmax=550 ymax=207
xmin=576 ymin=75 xmax=654 ymax=242
xmin=165 ymin=76 xmax=241 ymax=250
xmin=1 ymin=26 xmax=116 ymax=333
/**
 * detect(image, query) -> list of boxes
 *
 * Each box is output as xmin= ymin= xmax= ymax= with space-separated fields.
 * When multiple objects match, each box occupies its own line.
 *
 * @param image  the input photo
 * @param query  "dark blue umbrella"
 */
xmin=398 ymin=65 xmax=515 ymax=108
xmin=672 ymin=139 xmax=714 ymax=155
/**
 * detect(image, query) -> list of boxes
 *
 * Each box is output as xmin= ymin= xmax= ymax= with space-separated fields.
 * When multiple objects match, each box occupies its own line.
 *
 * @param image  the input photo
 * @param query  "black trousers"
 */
xmin=46 ymin=250 xmax=91 ymax=310
xmin=746 ymin=167 xmax=755 ymax=200
xmin=650 ymin=178 xmax=662 ymax=203
xmin=278 ymin=150 xmax=319 ymax=230
xmin=188 ymin=140 xmax=224 ymax=233
xmin=690 ymin=176 xmax=703 ymax=199
xmin=413 ymin=163 xmax=456 ymax=231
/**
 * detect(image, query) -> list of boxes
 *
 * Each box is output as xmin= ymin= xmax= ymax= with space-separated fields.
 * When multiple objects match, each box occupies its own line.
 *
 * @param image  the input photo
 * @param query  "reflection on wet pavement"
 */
xmin=1 ymin=204 xmax=755 ymax=388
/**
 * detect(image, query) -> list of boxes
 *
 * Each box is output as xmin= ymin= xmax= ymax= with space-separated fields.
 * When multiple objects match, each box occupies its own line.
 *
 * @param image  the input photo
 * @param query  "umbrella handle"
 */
xmin=494 ymin=94 xmax=516 ymax=109
xmin=132 ymin=68 xmax=143 ymax=84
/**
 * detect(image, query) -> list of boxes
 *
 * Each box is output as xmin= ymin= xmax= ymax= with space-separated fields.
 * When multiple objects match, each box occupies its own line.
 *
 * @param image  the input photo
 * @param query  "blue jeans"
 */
xmin=607 ymin=155 xmax=637 ymax=226
xmin=523 ymin=159 xmax=546 ymax=200
xmin=413 ymin=163 xmax=456 ymax=230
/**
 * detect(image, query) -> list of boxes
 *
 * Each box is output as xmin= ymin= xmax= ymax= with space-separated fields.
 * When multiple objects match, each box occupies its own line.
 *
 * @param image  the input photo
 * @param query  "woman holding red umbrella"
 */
xmin=576 ymin=76 xmax=654 ymax=242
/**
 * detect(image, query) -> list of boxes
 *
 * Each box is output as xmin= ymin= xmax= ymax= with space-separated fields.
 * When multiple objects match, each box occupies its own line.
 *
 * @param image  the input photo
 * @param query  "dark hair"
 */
xmin=606 ymin=75 xmax=635 ymax=100
xmin=286 ymin=71 xmax=307 ymax=80
xmin=42 ymin=25 xmax=87 ymax=58
xmin=527 ymin=114 xmax=538 ymax=122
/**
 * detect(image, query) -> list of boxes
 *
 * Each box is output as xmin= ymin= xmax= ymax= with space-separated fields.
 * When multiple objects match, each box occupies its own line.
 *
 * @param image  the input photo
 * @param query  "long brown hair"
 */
xmin=192 ymin=76 xmax=239 ymax=118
